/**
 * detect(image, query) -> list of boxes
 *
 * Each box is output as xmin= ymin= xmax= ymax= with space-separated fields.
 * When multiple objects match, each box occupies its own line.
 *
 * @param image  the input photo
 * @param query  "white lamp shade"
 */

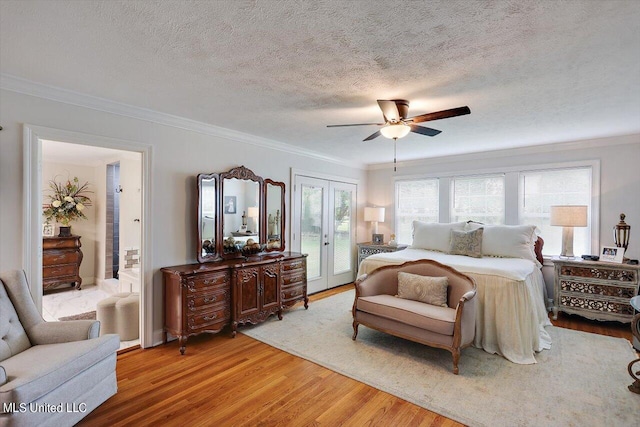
xmin=247 ymin=206 xmax=259 ymax=218
xmin=550 ymin=205 xmax=588 ymax=227
xmin=364 ymin=207 xmax=385 ymax=222
xmin=380 ymin=124 xmax=411 ymax=139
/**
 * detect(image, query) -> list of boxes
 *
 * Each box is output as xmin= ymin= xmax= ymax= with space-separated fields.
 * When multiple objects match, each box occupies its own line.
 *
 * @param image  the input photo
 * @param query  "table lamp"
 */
xmin=364 ymin=207 xmax=385 ymax=243
xmin=550 ymin=205 xmax=588 ymax=258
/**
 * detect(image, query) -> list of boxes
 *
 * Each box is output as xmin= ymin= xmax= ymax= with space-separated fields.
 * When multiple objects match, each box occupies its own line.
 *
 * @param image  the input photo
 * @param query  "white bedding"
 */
xmin=358 ymin=248 xmax=552 ymax=364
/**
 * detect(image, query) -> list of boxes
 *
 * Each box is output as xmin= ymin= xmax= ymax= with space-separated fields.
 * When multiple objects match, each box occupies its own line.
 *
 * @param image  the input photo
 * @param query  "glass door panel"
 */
xmin=333 ymin=189 xmax=352 ymax=274
xmin=301 ymin=184 xmax=324 ymax=280
xmin=328 ymin=183 xmax=356 ymax=288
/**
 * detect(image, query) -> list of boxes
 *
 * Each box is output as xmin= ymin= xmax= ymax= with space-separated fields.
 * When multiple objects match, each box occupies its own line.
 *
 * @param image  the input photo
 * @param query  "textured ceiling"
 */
xmin=1 ymin=0 xmax=639 ymax=166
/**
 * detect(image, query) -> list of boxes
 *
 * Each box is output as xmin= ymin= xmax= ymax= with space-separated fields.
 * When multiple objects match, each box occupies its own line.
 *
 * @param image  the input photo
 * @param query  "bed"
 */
xmin=357 ymin=221 xmax=552 ymax=364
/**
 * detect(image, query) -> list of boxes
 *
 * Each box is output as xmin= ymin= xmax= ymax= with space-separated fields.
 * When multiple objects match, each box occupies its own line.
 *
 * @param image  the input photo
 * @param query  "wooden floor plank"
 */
xmin=79 ymin=285 xmax=636 ymax=427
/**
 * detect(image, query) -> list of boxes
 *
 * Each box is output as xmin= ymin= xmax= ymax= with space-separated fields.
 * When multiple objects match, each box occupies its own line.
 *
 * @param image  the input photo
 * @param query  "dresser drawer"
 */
xmin=187 ymin=288 xmax=230 ymax=312
xmin=559 ymin=279 xmax=637 ymax=299
xmin=43 ymin=264 xmax=78 ymax=279
xmin=185 ymin=271 xmax=230 ymax=293
xmin=282 ymin=284 xmax=305 ymax=302
xmin=559 ymin=265 xmax=637 ymax=283
xmin=43 ymin=250 xmax=81 ymax=266
xmin=43 ymin=237 xmax=80 ymax=250
xmin=187 ymin=306 xmax=230 ymax=331
xmin=559 ymin=294 xmax=634 ymax=317
xmin=282 ymin=270 xmax=306 ymax=288
xmin=282 ymin=259 xmax=305 ymax=273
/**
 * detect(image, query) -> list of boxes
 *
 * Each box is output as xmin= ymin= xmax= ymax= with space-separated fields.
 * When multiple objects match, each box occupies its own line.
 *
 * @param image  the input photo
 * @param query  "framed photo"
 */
xmin=224 ymin=196 xmax=237 ymax=214
xmin=600 ymin=246 xmax=624 ymax=263
xmin=42 ymin=223 xmax=54 ymax=237
xmin=372 ymin=233 xmax=384 ymax=245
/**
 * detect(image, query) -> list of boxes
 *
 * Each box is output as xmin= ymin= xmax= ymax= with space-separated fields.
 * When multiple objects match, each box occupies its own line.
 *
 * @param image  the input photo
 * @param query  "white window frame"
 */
xmin=449 ymin=173 xmax=506 ymax=224
xmin=394 ymin=178 xmax=439 ymax=244
xmin=517 ymin=161 xmax=600 ymax=258
xmin=393 ymin=160 xmax=600 ymax=258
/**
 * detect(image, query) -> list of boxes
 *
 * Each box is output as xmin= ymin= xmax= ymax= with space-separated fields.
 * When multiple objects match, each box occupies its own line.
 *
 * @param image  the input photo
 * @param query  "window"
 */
xmin=520 ymin=167 xmax=591 ymax=257
xmin=395 ymin=179 xmax=438 ymax=244
xmin=393 ymin=162 xmax=597 ymax=256
xmin=451 ymin=175 xmax=505 ymax=224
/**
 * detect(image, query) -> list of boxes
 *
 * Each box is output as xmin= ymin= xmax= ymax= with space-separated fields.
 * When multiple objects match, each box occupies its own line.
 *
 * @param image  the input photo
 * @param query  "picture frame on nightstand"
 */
xmin=600 ymin=245 xmax=624 ymax=263
xmin=372 ymin=234 xmax=384 ymax=244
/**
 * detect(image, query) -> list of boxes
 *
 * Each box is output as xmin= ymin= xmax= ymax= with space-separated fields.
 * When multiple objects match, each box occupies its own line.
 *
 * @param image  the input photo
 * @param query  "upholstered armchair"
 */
xmin=0 ymin=270 xmax=119 ymax=427
xmin=352 ymin=259 xmax=477 ymax=374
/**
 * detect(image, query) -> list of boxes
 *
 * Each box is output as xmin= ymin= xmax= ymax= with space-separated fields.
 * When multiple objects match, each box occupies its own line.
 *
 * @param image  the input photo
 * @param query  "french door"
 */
xmin=293 ymin=175 xmax=357 ymax=294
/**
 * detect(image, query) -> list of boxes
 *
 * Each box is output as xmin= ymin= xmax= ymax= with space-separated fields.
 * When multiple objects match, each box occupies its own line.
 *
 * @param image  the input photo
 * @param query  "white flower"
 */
xmin=64 ymin=196 xmax=74 ymax=202
xmin=76 ymin=203 xmax=85 ymax=211
xmin=52 ymin=200 xmax=61 ymax=207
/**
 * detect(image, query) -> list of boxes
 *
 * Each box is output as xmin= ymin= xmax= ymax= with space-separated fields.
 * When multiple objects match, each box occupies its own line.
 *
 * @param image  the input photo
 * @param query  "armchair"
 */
xmin=0 ymin=270 xmax=119 ymax=426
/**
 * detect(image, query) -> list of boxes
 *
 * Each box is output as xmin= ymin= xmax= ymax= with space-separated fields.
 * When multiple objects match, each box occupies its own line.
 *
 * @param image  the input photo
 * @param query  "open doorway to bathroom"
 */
xmin=40 ymin=140 xmax=143 ymax=351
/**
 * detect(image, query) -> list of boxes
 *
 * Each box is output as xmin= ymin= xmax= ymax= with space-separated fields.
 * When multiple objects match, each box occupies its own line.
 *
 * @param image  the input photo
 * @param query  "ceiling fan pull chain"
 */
xmin=394 ymin=138 xmax=397 ymax=172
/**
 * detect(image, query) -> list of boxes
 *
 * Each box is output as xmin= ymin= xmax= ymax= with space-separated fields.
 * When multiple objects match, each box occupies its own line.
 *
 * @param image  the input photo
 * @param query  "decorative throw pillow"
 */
xmin=465 ymin=223 xmax=539 ymax=265
xmin=397 ymin=272 xmax=449 ymax=307
xmin=411 ymin=221 xmax=466 ymax=253
xmin=449 ymin=228 xmax=483 ymax=258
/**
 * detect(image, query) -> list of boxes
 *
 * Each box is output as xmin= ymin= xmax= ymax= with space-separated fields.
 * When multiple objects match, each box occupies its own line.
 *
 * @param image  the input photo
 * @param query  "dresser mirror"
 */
xmin=220 ymin=166 xmax=264 ymax=257
xmin=265 ymin=179 xmax=286 ymax=252
xmin=197 ymin=166 xmax=287 ymax=261
xmin=197 ymin=173 xmax=219 ymax=262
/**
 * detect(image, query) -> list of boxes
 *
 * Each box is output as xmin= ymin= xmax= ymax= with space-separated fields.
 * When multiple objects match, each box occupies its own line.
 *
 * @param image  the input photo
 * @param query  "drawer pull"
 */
xmin=204 ymin=296 xmax=218 ymax=303
xmin=203 ymin=314 xmax=217 ymax=321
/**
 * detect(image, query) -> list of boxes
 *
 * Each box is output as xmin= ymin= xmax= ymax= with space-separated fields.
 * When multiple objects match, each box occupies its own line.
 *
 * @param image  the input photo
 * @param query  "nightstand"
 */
xmin=357 ymin=242 xmax=408 ymax=267
xmin=552 ymin=257 xmax=640 ymax=322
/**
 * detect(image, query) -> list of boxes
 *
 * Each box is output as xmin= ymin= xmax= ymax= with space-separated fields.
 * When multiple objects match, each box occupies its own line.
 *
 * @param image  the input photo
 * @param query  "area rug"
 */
xmin=58 ymin=310 xmax=96 ymax=321
xmin=242 ymin=289 xmax=639 ymax=427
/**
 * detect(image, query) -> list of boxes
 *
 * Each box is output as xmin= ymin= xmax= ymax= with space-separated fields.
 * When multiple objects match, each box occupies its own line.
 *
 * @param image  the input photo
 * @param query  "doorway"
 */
xmin=293 ymin=175 xmax=357 ymax=294
xmin=24 ymin=125 xmax=152 ymax=349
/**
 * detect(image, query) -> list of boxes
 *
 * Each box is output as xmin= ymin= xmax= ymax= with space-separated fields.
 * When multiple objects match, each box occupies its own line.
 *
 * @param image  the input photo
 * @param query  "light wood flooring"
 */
xmin=79 ymin=284 xmax=636 ymax=427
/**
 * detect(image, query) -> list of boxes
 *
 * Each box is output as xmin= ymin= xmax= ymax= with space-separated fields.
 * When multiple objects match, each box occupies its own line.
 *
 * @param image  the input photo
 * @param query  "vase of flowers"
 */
xmin=43 ymin=176 xmax=92 ymax=237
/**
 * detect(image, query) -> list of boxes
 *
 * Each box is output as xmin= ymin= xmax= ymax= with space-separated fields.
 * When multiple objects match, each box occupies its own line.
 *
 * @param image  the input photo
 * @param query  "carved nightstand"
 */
xmin=552 ymin=257 xmax=640 ymax=322
xmin=357 ymin=242 xmax=408 ymax=268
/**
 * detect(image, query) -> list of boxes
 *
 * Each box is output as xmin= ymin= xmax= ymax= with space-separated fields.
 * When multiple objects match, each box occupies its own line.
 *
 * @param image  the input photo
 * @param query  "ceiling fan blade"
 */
xmin=407 ymin=106 xmax=471 ymax=123
xmin=377 ymin=100 xmax=400 ymax=122
xmin=326 ymin=123 xmax=384 ymax=127
xmin=363 ymin=130 xmax=382 ymax=141
xmin=410 ymin=125 xmax=442 ymax=137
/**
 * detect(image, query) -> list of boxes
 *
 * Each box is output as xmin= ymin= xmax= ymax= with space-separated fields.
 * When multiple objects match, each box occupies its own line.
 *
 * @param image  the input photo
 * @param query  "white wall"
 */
xmin=0 ymin=89 xmax=367 ymax=345
xmin=366 ymin=134 xmax=640 ymax=296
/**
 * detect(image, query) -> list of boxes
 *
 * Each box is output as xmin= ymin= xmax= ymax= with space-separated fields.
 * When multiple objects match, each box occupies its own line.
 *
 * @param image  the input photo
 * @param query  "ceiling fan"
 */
xmin=327 ymin=99 xmax=470 ymax=170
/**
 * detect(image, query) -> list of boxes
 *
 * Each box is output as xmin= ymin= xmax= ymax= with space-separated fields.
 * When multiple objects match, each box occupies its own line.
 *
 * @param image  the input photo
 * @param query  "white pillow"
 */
xmin=412 ymin=221 xmax=466 ymax=253
xmin=465 ymin=222 xmax=539 ymax=265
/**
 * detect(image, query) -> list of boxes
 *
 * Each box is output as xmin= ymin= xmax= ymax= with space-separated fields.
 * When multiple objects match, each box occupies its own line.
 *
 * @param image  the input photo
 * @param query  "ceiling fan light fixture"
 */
xmin=380 ymin=123 xmax=411 ymax=140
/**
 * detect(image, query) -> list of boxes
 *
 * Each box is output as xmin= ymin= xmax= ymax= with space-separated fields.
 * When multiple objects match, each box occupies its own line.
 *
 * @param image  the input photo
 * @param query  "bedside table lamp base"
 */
xmin=560 ymin=226 xmax=575 ymax=258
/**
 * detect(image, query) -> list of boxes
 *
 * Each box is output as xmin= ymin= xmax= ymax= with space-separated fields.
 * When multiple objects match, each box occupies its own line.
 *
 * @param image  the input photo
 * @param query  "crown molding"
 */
xmin=366 ymin=133 xmax=640 ymax=171
xmin=1 ymin=74 xmax=364 ymax=169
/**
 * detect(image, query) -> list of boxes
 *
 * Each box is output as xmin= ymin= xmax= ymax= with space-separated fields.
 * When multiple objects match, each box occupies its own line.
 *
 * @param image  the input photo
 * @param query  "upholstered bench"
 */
xmin=96 ymin=292 xmax=139 ymax=340
xmin=352 ymin=259 xmax=477 ymax=374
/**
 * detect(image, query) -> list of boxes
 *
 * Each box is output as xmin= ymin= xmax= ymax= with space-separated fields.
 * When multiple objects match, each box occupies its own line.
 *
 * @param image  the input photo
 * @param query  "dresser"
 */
xmin=162 ymin=252 xmax=307 ymax=354
xmin=357 ymin=242 xmax=408 ymax=268
xmin=42 ymin=235 xmax=83 ymax=292
xmin=552 ymin=258 xmax=640 ymax=322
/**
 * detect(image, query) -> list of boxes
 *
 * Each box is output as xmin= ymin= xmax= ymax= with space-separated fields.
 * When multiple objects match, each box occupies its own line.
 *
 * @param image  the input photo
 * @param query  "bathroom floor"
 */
xmin=42 ymin=280 xmax=140 ymax=350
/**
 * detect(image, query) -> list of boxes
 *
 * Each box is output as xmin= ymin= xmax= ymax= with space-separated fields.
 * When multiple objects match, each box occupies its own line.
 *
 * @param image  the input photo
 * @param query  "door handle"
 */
xmin=324 ymin=242 xmax=330 ymax=246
